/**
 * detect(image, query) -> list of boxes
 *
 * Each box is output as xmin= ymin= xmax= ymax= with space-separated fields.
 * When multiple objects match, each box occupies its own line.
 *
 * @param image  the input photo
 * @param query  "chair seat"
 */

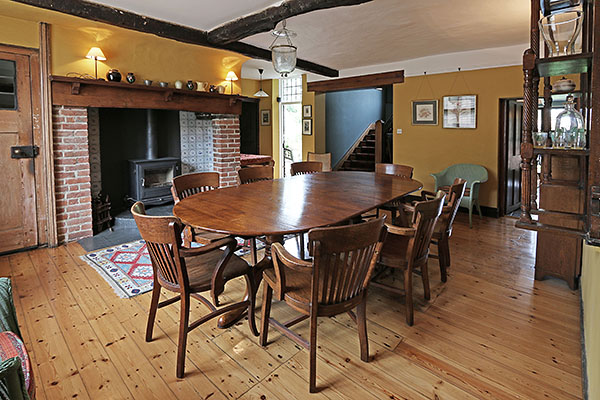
xmin=263 ymin=267 xmax=312 ymax=314
xmin=160 ymin=249 xmax=249 ymax=292
xmin=379 ymin=234 xmax=409 ymax=268
xmin=192 ymin=228 xmax=230 ymax=245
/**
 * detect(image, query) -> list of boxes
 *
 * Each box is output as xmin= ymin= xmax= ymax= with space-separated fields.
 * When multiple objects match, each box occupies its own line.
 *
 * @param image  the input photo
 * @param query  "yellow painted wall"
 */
xmin=0 ymin=1 xmax=247 ymax=91
xmin=314 ymin=93 xmax=326 ymax=153
xmin=302 ymin=74 xmax=315 ymax=160
xmin=582 ymin=243 xmax=600 ymax=400
xmin=0 ymin=14 xmax=39 ymax=49
xmin=393 ymin=65 xmax=524 ymax=208
xmin=240 ymin=78 xmax=274 ymax=156
xmin=272 ymin=79 xmax=281 ymax=178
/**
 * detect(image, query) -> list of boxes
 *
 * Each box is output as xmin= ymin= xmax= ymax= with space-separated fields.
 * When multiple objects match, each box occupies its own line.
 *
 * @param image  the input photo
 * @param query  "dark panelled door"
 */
xmin=0 ymin=51 xmax=38 ymax=253
xmin=505 ymin=99 xmax=523 ymax=214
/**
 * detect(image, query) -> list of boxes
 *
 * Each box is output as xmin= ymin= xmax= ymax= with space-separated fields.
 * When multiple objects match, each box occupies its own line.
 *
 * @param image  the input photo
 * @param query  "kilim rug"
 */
xmin=80 ymin=238 xmax=266 ymax=298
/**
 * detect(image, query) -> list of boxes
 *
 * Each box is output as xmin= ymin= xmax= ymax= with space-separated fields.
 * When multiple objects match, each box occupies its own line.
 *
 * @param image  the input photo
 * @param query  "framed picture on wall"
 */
xmin=412 ymin=100 xmax=438 ymax=125
xmin=303 ymin=105 xmax=312 ymax=118
xmin=442 ymin=95 xmax=477 ymax=129
xmin=302 ymin=119 xmax=312 ymax=135
xmin=260 ymin=109 xmax=271 ymax=126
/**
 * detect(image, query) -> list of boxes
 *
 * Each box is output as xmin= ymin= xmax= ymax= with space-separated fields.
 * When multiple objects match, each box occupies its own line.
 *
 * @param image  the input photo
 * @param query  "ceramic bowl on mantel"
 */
xmin=553 ymin=77 xmax=576 ymax=94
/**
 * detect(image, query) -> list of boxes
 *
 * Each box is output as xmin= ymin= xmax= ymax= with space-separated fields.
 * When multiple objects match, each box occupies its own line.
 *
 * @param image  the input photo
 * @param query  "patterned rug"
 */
xmin=80 ymin=238 xmax=266 ymax=298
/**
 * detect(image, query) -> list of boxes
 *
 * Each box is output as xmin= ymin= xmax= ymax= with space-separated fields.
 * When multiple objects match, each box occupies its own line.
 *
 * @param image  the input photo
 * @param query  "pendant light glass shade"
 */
xmin=270 ymin=20 xmax=297 ymax=77
xmin=254 ymin=68 xmax=269 ymax=97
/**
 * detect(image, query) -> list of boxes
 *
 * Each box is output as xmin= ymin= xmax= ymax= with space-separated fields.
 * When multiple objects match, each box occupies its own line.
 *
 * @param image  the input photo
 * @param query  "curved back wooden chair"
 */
xmin=170 ymin=172 xmax=228 ymax=246
xmin=307 ymin=152 xmax=332 ymax=172
xmin=238 ymin=166 xmax=274 ymax=184
xmin=373 ymin=163 xmax=415 ymax=222
xmin=290 ymin=161 xmax=323 ymax=176
xmin=131 ymin=201 xmax=258 ymax=378
xmin=260 ymin=217 xmax=387 ymax=393
xmin=372 ymin=191 xmax=445 ymax=326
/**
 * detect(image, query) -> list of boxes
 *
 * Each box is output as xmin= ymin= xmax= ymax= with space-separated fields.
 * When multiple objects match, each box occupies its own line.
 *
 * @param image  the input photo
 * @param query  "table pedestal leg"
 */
xmin=217 ymin=234 xmax=284 ymax=329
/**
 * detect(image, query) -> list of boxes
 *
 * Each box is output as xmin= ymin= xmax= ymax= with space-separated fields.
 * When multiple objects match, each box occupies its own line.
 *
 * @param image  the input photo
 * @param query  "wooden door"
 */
xmin=0 ymin=51 xmax=38 ymax=253
xmin=504 ymin=99 xmax=523 ymax=214
xmin=240 ymin=100 xmax=259 ymax=154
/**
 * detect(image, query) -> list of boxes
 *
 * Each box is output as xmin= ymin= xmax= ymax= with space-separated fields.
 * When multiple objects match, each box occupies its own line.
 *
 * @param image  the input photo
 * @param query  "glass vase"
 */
xmin=539 ymin=10 xmax=583 ymax=56
xmin=555 ymin=95 xmax=585 ymax=148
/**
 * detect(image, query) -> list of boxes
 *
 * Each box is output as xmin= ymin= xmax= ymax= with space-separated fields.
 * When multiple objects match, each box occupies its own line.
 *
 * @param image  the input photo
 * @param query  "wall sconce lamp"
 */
xmin=86 ymin=47 xmax=106 ymax=80
xmin=226 ymin=71 xmax=238 ymax=95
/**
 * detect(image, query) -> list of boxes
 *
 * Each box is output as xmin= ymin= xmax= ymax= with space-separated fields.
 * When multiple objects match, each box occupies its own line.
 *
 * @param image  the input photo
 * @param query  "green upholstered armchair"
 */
xmin=431 ymin=164 xmax=488 ymax=228
xmin=0 ymin=278 xmax=31 ymax=400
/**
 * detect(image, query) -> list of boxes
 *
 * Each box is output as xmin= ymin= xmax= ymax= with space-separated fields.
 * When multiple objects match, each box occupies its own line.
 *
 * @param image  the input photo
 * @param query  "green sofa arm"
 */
xmin=0 ymin=357 xmax=29 ymax=400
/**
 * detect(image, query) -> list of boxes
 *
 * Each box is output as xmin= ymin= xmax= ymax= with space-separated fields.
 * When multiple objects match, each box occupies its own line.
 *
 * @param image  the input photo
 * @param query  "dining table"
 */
xmin=172 ymin=170 xmax=422 ymax=327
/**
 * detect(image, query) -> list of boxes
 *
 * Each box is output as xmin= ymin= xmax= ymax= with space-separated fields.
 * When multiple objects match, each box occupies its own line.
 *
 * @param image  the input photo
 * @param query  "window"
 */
xmin=0 ymin=60 xmax=17 ymax=110
xmin=280 ymin=77 xmax=302 ymax=103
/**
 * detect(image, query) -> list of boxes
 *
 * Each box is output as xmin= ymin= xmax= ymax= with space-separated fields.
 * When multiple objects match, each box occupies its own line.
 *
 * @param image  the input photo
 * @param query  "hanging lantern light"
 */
xmin=253 ymin=68 xmax=269 ymax=98
xmin=270 ymin=20 xmax=297 ymax=77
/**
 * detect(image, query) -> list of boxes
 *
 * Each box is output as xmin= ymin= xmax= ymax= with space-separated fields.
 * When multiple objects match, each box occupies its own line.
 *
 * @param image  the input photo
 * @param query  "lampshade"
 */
xmin=226 ymin=71 xmax=239 ymax=81
xmin=254 ymin=68 xmax=269 ymax=98
xmin=270 ymin=20 xmax=297 ymax=77
xmin=85 ymin=47 xmax=106 ymax=61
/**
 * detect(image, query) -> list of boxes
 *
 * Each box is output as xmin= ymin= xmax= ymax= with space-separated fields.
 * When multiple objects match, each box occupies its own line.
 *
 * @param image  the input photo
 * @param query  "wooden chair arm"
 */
xmin=179 ymin=237 xmax=237 ymax=257
xmin=420 ymin=190 xmax=437 ymax=200
xmin=270 ymin=243 xmax=313 ymax=301
xmin=385 ymin=223 xmax=416 ymax=237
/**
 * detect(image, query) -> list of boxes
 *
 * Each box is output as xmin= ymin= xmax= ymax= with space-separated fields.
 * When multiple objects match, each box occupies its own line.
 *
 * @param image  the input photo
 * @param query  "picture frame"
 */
xmin=302 ymin=119 xmax=312 ymax=135
xmin=442 ymin=95 xmax=477 ymax=129
xmin=260 ymin=109 xmax=271 ymax=126
xmin=412 ymin=100 xmax=438 ymax=125
xmin=303 ymin=105 xmax=312 ymax=118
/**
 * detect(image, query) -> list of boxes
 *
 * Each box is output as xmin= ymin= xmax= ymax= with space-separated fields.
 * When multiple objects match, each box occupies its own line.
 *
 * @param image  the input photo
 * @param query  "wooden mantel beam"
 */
xmin=207 ymin=0 xmax=373 ymax=45
xmin=11 ymin=0 xmax=339 ymax=77
xmin=307 ymin=70 xmax=405 ymax=93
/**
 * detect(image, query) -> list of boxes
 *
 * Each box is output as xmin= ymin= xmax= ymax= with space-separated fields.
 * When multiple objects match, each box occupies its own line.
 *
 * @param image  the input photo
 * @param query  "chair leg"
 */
xmin=476 ymin=201 xmax=483 ymax=219
xmin=176 ymin=293 xmax=190 ymax=378
xmin=421 ymin=261 xmax=431 ymax=301
xmin=309 ymin=311 xmax=319 ymax=393
xmin=250 ymin=238 xmax=258 ymax=266
xmin=357 ymin=295 xmax=369 ymax=362
xmin=438 ymin=238 xmax=450 ymax=283
xmin=259 ymin=283 xmax=273 ymax=347
xmin=145 ymin=281 xmax=161 ymax=342
xmin=299 ymin=233 xmax=305 ymax=260
xmin=468 ymin=203 xmax=473 ymax=228
xmin=404 ymin=268 xmax=414 ymax=326
xmin=245 ymin=274 xmax=259 ymax=336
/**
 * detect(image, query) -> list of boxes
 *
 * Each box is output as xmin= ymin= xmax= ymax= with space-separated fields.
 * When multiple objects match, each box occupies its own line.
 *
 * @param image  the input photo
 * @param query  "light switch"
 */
xmin=396 ymin=129 xmax=402 ymax=135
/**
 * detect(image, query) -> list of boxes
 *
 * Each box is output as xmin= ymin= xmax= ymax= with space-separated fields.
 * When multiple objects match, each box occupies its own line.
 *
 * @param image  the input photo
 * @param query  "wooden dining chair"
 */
xmin=371 ymin=191 xmax=445 ymax=326
xmin=290 ymin=161 xmax=323 ymax=176
xmin=259 ymin=217 xmax=387 ymax=393
xmin=398 ymin=179 xmax=466 ymax=282
xmin=307 ymin=152 xmax=332 ymax=172
xmin=370 ymin=163 xmax=414 ymax=222
xmin=131 ymin=201 xmax=258 ymax=378
xmin=238 ymin=165 xmax=275 ymax=264
xmin=171 ymin=172 xmax=230 ymax=247
xmin=238 ymin=165 xmax=274 ymax=184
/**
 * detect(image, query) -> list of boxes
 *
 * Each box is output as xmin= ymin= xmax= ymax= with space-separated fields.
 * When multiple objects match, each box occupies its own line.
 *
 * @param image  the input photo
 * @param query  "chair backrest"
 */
xmin=436 ymin=164 xmax=488 ymax=187
xmin=307 ymin=152 xmax=332 ymax=172
xmin=171 ymin=172 xmax=220 ymax=203
xmin=131 ymin=202 xmax=186 ymax=289
xmin=238 ymin=166 xmax=274 ymax=184
xmin=407 ymin=191 xmax=445 ymax=265
xmin=375 ymin=163 xmax=414 ymax=178
xmin=291 ymin=161 xmax=323 ymax=176
xmin=308 ymin=217 xmax=387 ymax=307
xmin=442 ymin=178 xmax=467 ymax=235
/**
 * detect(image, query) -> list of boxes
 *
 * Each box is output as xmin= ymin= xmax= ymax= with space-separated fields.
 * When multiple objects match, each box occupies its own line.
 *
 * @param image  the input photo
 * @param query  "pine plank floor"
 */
xmin=0 ymin=214 xmax=582 ymax=399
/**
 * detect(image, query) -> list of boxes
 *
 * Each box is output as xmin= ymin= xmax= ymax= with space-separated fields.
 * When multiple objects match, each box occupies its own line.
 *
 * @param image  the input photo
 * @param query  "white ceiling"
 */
xmin=85 ymin=0 xmax=530 ymax=78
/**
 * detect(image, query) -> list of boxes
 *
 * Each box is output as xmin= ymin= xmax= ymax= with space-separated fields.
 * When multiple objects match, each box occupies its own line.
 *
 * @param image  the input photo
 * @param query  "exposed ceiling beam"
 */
xmin=207 ymin=0 xmax=373 ymax=45
xmin=11 ymin=0 xmax=339 ymax=77
xmin=307 ymin=70 xmax=405 ymax=93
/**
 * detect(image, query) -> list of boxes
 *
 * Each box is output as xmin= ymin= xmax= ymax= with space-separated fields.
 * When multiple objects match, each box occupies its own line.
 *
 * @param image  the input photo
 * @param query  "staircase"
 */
xmin=338 ymin=128 xmax=376 ymax=171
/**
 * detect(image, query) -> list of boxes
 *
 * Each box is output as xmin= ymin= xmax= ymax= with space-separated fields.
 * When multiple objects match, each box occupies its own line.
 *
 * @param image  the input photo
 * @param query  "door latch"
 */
xmin=11 ymin=145 xmax=39 ymax=159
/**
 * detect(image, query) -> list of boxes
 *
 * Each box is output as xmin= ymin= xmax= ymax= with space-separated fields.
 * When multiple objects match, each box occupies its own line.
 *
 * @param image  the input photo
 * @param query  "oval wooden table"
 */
xmin=173 ymin=171 xmax=423 ymax=327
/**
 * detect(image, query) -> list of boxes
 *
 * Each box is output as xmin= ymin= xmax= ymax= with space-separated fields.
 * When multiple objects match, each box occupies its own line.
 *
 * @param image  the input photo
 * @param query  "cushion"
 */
xmin=0 ymin=332 xmax=32 ymax=398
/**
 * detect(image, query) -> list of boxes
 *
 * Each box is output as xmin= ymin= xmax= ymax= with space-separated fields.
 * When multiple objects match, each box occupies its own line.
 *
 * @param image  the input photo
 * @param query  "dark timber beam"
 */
xmin=11 ymin=0 xmax=339 ymax=77
xmin=307 ymin=70 xmax=405 ymax=93
xmin=207 ymin=0 xmax=373 ymax=45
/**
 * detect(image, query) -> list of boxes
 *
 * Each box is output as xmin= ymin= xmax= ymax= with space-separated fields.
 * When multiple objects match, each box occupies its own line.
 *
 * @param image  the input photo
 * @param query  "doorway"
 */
xmin=279 ymin=77 xmax=302 ymax=177
xmin=0 ymin=49 xmax=39 ymax=253
xmin=498 ymin=98 xmax=523 ymax=217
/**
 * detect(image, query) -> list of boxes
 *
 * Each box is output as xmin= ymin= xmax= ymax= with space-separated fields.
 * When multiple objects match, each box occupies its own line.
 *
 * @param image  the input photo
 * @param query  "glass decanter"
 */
xmin=555 ymin=95 xmax=584 ymax=148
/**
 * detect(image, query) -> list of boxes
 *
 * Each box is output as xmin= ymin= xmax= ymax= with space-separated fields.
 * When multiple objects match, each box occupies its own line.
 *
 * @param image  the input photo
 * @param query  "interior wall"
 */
xmin=240 ymin=78 xmax=273 ymax=156
xmin=271 ymin=79 xmax=281 ymax=178
xmin=582 ymin=243 xmax=600 ymax=400
xmin=393 ymin=65 xmax=523 ymax=208
xmin=326 ymin=88 xmax=384 ymax=167
xmin=314 ymin=93 xmax=327 ymax=153
xmin=301 ymin=74 xmax=315 ymax=160
xmin=0 ymin=14 xmax=39 ymax=49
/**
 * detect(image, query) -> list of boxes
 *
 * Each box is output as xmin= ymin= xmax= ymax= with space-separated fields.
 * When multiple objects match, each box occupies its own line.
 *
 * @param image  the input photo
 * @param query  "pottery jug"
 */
xmin=186 ymin=80 xmax=195 ymax=90
xmin=216 ymin=85 xmax=226 ymax=94
xmin=126 ymin=72 xmax=135 ymax=84
xmin=106 ymin=69 xmax=122 ymax=82
xmin=196 ymin=81 xmax=209 ymax=92
xmin=174 ymin=80 xmax=183 ymax=89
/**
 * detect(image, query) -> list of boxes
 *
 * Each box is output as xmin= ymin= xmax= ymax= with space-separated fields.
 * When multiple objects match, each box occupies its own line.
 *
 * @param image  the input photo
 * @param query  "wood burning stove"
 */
xmin=128 ymin=157 xmax=180 ymax=205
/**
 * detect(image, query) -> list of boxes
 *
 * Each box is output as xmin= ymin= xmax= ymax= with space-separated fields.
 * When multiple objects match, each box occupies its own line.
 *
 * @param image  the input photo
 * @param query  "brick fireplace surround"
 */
xmin=52 ymin=105 xmax=241 ymax=244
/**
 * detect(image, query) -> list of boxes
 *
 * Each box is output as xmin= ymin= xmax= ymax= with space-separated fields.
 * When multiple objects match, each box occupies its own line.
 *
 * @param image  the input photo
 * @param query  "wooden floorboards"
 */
xmin=0 ymin=215 xmax=582 ymax=399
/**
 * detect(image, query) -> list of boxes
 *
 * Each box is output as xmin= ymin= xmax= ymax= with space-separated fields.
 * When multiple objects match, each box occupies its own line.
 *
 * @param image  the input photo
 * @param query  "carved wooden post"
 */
xmin=374 ymin=120 xmax=383 ymax=164
xmin=520 ymin=48 xmax=536 ymax=224
xmin=529 ymin=0 xmax=541 ymax=211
